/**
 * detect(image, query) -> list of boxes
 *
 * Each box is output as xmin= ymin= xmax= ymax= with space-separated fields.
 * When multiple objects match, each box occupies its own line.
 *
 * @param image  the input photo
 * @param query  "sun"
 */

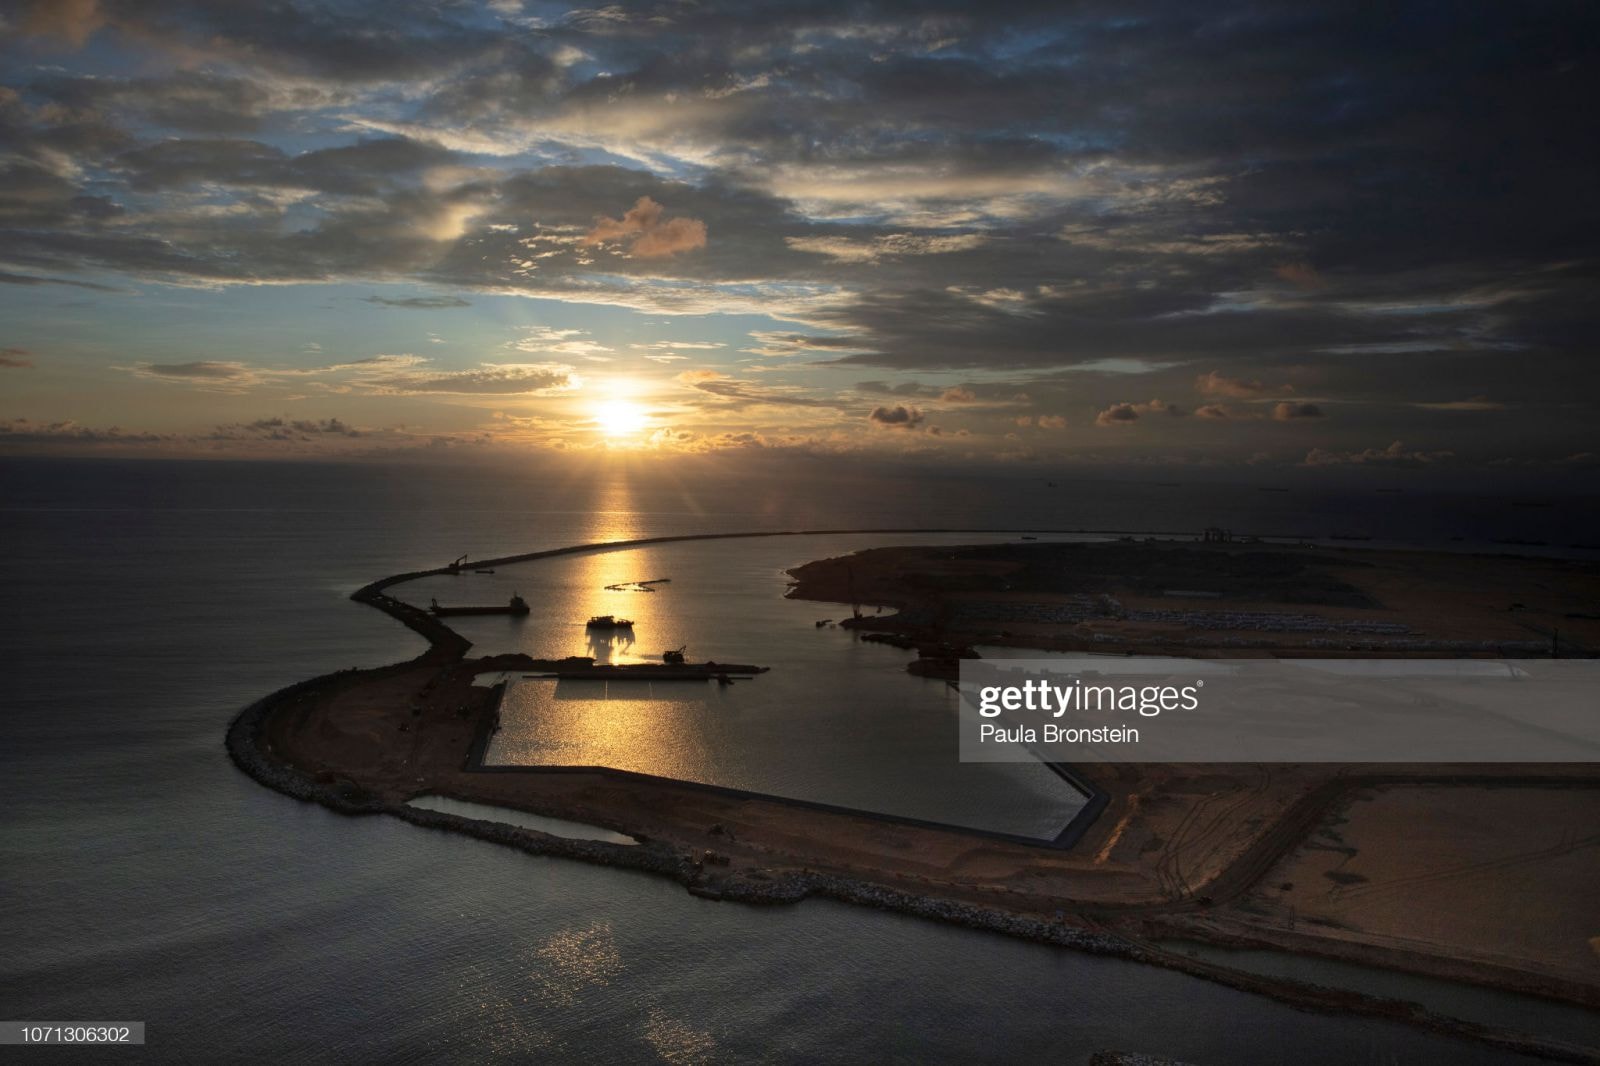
xmin=593 ymin=399 xmax=649 ymax=438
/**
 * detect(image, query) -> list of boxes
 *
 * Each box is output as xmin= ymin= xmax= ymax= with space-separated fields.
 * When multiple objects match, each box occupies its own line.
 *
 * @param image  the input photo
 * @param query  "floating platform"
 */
xmin=604 ymin=578 xmax=672 ymax=592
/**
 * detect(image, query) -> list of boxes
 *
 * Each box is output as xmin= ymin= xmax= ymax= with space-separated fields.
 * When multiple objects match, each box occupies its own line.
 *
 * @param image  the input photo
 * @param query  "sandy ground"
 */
xmin=1196 ymin=785 xmax=1600 ymax=987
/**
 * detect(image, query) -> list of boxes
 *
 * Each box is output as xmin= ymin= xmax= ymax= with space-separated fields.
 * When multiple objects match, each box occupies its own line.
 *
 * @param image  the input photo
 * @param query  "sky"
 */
xmin=0 ymin=0 xmax=1596 ymax=477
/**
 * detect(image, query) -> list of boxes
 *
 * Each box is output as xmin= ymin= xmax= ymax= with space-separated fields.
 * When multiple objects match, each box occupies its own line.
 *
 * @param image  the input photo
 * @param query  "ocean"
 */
xmin=1 ymin=456 xmax=1592 ymax=1063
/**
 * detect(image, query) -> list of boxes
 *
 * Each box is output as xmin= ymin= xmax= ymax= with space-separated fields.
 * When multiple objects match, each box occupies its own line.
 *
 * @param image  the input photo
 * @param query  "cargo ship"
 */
xmin=429 ymin=593 xmax=530 ymax=617
xmin=524 ymin=661 xmax=767 ymax=681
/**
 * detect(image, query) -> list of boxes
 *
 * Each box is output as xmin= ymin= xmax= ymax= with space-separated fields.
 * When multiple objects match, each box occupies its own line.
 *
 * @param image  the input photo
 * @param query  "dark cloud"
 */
xmin=1272 ymin=402 xmax=1325 ymax=421
xmin=0 ymin=270 xmax=120 ymax=291
xmin=868 ymin=404 xmax=925 ymax=428
xmin=16 ymin=0 xmax=106 ymax=47
xmin=230 ymin=417 xmax=363 ymax=439
xmin=115 ymin=136 xmax=458 ymax=196
xmin=32 ymin=70 xmax=279 ymax=133
xmin=1095 ymin=403 xmax=1141 ymax=426
xmin=364 ymin=295 xmax=471 ymax=309
xmin=0 ymin=347 xmax=34 ymax=368
xmin=1095 ymin=399 xmax=1185 ymax=426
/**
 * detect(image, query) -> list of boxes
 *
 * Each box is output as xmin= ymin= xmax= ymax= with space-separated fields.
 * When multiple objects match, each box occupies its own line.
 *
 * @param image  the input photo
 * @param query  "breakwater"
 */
xmin=226 ymin=529 xmax=1600 ymax=1063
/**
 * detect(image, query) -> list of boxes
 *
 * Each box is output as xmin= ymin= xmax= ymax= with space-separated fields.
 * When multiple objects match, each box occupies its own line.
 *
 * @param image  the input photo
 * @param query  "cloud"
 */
xmin=0 ymin=413 xmax=468 ymax=457
xmin=1303 ymin=441 xmax=1454 ymax=467
xmin=0 ymin=417 xmax=166 ymax=444
xmin=1274 ymin=262 xmax=1325 ymax=289
xmin=223 ymin=417 xmax=364 ymax=439
xmin=1412 ymin=398 xmax=1507 ymax=412
xmin=365 ymin=363 xmax=575 ymax=395
xmin=1194 ymin=403 xmax=1231 ymax=419
xmin=1272 ymin=401 xmax=1325 ymax=421
xmin=116 ymin=351 xmax=580 ymax=398
xmin=19 ymin=0 xmax=106 ymax=47
xmin=1196 ymin=370 xmax=1284 ymax=398
xmin=125 ymin=361 xmax=261 ymax=391
xmin=365 ymin=295 xmax=471 ymax=309
xmin=1095 ymin=404 xmax=1140 ymax=426
xmin=506 ymin=327 xmax=612 ymax=359
xmin=676 ymin=368 xmax=833 ymax=408
xmin=786 ymin=233 xmax=987 ymax=262
xmin=582 ymin=197 xmax=706 ymax=258
xmin=856 ymin=380 xmax=937 ymax=398
xmin=115 ymin=136 xmax=461 ymax=197
xmin=868 ymin=404 xmax=925 ymax=428
xmin=0 ymin=347 xmax=34 ymax=368
xmin=135 ymin=361 xmax=248 ymax=379
xmin=1095 ymin=398 xmax=1185 ymax=426
xmin=745 ymin=332 xmax=870 ymax=358
xmin=0 ymin=271 xmax=121 ymax=292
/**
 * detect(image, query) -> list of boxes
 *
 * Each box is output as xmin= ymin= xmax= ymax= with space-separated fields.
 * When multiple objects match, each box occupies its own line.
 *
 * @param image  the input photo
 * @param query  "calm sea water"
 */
xmin=425 ymin=532 xmax=1098 ymax=838
xmin=2 ymin=456 xmax=1593 ymax=1064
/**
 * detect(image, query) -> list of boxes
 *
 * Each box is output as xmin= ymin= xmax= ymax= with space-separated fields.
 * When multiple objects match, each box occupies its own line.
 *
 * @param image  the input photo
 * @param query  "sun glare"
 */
xmin=594 ymin=399 xmax=648 ymax=438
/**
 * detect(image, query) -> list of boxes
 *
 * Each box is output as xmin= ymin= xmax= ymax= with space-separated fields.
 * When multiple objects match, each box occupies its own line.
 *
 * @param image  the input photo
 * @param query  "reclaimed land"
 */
xmin=230 ymin=530 xmax=1600 ymax=1064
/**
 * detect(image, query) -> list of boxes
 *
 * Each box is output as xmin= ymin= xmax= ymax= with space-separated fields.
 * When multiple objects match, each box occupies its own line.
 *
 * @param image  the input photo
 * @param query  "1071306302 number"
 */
xmin=20 ymin=1025 xmax=134 ymax=1043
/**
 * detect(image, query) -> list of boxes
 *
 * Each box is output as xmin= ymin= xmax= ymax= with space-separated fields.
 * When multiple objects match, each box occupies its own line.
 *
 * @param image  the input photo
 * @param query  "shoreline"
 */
xmin=228 ymin=528 xmax=1600 ymax=1063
